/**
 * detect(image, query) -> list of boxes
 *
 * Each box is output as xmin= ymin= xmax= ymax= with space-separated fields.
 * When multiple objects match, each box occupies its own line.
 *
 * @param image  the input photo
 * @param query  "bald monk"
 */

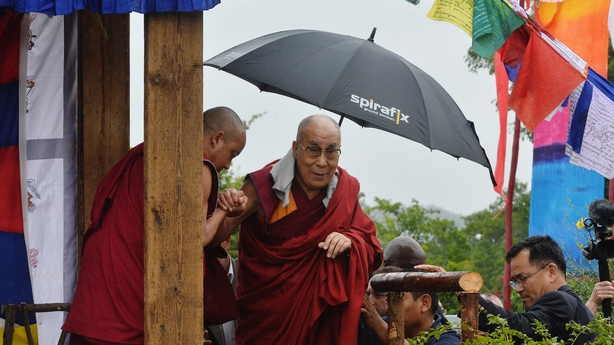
xmin=361 ymin=236 xmax=449 ymax=343
xmin=383 ymin=236 xmax=427 ymax=269
xmin=215 ymin=114 xmax=383 ymax=345
xmin=63 ymin=107 xmax=246 ymax=345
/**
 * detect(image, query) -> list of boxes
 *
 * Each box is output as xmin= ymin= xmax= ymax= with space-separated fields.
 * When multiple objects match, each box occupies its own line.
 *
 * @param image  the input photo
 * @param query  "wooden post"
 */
xmin=78 ymin=10 xmax=130 ymax=263
xmin=2 ymin=304 xmax=17 ymax=344
xmin=387 ymin=291 xmax=405 ymax=345
xmin=143 ymin=12 xmax=203 ymax=345
xmin=371 ymin=271 xmax=483 ymax=344
xmin=460 ymin=292 xmax=479 ymax=342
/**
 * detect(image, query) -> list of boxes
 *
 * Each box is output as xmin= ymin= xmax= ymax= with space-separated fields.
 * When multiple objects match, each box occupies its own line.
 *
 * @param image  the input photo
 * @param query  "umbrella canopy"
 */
xmin=205 ymin=29 xmax=495 ymax=185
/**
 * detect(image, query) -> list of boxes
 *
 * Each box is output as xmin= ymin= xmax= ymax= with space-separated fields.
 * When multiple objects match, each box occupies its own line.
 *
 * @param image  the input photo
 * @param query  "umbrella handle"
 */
xmin=338 ymin=116 xmax=344 ymax=126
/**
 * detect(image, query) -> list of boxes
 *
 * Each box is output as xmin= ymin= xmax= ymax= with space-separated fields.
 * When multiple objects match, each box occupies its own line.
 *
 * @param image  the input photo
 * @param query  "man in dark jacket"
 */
xmin=418 ymin=235 xmax=595 ymax=344
xmin=480 ymin=235 xmax=595 ymax=344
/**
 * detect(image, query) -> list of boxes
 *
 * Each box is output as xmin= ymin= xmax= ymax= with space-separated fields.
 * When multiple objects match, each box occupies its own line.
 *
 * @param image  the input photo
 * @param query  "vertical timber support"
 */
xmin=143 ymin=12 xmax=204 ymax=345
xmin=460 ymin=292 xmax=479 ymax=342
xmin=387 ymin=291 xmax=405 ymax=345
xmin=78 ymin=11 xmax=130 ymax=262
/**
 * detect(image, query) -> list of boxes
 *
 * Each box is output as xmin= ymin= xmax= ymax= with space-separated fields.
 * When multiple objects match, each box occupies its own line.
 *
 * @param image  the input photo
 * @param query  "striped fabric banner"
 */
xmin=0 ymin=12 xmax=35 ymax=329
xmin=21 ymin=13 xmax=79 ymax=344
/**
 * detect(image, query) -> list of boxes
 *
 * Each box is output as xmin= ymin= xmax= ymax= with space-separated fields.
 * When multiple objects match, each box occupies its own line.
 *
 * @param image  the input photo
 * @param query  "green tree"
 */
xmin=463 ymin=182 xmax=530 ymax=311
xmin=365 ymin=198 xmax=472 ymax=313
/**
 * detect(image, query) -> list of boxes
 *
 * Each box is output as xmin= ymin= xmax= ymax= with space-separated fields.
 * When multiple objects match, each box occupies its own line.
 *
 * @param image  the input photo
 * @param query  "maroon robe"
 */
xmin=234 ymin=164 xmax=382 ymax=345
xmin=63 ymin=145 xmax=221 ymax=344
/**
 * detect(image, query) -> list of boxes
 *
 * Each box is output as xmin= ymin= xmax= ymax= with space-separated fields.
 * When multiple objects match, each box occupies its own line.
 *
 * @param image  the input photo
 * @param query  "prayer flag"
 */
xmin=426 ymin=0 xmax=473 ymax=36
xmin=0 ymin=13 xmax=79 ymax=344
xmin=22 ymin=14 xmax=79 ymax=343
xmin=509 ymin=29 xmax=585 ymax=132
xmin=537 ymin=0 xmax=609 ymax=76
xmin=498 ymin=23 xmax=531 ymax=82
xmin=566 ymin=68 xmax=614 ymax=178
xmin=493 ymin=51 xmax=508 ymax=198
xmin=472 ymin=0 xmax=525 ymax=58
xmin=0 ymin=13 xmax=36 ymax=329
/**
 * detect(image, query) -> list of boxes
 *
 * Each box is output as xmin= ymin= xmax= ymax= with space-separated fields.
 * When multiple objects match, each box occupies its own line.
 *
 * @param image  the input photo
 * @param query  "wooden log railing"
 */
xmin=370 ymin=271 xmax=483 ymax=345
xmin=1 ymin=303 xmax=71 ymax=345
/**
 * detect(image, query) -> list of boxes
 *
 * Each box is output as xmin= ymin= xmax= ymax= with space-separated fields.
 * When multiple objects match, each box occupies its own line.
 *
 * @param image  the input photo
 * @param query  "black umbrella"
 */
xmin=205 ymin=28 xmax=495 ymax=185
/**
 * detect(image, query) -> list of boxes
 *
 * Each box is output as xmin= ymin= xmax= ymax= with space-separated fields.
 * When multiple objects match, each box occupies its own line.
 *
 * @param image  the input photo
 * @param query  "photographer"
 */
xmin=581 ymin=198 xmax=614 ymax=317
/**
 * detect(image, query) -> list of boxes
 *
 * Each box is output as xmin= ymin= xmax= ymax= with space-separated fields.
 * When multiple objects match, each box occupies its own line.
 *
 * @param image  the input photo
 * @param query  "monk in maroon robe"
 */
xmin=63 ymin=107 xmax=246 ymax=345
xmin=216 ymin=114 xmax=383 ymax=345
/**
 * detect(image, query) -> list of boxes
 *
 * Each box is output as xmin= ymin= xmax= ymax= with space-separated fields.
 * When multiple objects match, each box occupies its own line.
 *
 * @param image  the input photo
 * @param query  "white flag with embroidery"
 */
xmin=21 ymin=13 xmax=78 ymax=344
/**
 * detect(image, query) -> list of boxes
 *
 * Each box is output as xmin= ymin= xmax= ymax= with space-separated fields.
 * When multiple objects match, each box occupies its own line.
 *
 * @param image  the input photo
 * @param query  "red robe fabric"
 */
xmin=234 ymin=165 xmax=382 ymax=345
xmin=63 ymin=145 xmax=221 ymax=344
xmin=63 ymin=144 xmax=146 ymax=344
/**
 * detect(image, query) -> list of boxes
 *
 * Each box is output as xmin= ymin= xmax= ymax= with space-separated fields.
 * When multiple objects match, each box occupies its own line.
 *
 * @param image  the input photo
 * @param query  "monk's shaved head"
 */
xmin=204 ymin=106 xmax=245 ymax=141
xmin=296 ymin=114 xmax=340 ymax=142
xmin=383 ymin=236 xmax=426 ymax=270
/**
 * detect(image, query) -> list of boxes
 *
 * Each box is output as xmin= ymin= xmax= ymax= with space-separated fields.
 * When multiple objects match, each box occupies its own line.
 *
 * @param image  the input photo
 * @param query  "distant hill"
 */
xmin=425 ymin=205 xmax=465 ymax=229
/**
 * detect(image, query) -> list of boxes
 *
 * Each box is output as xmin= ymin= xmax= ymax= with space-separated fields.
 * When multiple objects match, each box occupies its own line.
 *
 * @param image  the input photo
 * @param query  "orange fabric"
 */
xmin=537 ymin=0 xmax=609 ymax=76
xmin=270 ymin=191 xmax=297 ymax=223
xmin=509 ymin=29 xmax=585 ymax=131
xmin=493 ymin=51 xmax=508 ymax=198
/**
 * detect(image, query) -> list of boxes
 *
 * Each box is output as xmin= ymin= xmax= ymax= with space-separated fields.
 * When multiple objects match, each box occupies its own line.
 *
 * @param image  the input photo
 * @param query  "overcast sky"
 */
xmin=129 ymin=0 xmax=534 ymax=216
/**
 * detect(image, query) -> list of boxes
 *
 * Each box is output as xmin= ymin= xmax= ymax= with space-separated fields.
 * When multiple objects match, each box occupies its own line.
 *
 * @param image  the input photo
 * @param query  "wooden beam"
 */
xmin=78 ymin=10 xmax=130 ymax=263
xmin=143 ymin=12 xmax=203 ymax=345
xmin=371 ymin=271 xmax=483 ymax=293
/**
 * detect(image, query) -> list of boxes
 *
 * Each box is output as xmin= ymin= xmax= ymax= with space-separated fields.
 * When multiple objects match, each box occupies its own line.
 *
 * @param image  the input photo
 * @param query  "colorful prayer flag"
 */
xmin=509 ymin=29 xmax=585 ymax=132
xmin=472 ymin=0 xmax=525 ymax=58
xmin=426 ymin=0 xmax=473 ymax=36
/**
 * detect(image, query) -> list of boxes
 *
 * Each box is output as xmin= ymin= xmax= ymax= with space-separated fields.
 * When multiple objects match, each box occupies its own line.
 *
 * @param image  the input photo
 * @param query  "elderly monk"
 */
xmin=63 ymin=107 xmax=246 ymax=345
xmin=215 ymin=114 xmax=383 ymax=345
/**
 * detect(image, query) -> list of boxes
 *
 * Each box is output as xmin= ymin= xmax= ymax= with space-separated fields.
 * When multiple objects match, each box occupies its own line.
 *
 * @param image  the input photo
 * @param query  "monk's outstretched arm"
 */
xmin=209 ymin=178 xmax=259 ymax=246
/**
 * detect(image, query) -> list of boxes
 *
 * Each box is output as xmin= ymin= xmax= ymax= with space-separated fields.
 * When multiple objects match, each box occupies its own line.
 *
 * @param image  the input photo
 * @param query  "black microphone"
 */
xmin=588 ymin=198 xmax=614 ymax=228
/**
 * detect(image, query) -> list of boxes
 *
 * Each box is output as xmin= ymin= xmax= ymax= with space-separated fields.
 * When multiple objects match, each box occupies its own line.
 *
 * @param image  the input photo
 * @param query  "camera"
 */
xmin=581 ymin=199 xmax=614 ymax=261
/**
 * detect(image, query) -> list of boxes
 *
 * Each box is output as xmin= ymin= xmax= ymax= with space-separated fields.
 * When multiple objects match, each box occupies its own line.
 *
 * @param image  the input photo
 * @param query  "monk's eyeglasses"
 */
xmin=298 ymin=143 xmax=341 ymax=159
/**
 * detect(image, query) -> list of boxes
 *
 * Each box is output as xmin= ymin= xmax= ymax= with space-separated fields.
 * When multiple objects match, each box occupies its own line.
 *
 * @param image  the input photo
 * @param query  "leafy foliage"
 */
xmin=463 ymin=182 xmax=530 ymax=312
xmin=410 ymin=313 xmax=614 ymax=344
xmin=365 ymin=183 xmax=531 ymax=314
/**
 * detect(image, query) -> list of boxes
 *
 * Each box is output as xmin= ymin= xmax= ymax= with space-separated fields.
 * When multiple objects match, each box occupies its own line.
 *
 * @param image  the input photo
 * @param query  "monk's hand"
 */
xmin=318 ymin=232 xmax=352 ymax=259
xmin=203 ymin=330 xmax=212 ymax=345
xmin=217 ymin=188 xmax=247 ymax=215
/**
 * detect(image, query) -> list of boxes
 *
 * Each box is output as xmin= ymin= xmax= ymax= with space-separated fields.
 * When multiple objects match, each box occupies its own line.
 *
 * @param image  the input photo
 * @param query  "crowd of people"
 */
xmin=61 ymin=109 xmax=614 ymax=345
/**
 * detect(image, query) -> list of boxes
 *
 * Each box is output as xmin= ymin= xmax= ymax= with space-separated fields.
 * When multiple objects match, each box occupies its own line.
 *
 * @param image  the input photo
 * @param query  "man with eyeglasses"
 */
xmin=214 ymin=114 xmax=383 ymax=345
xmin=486 ymin=235 xmax=594 ymax=343
xmin=416 ymin=235 xmax=595 ymax=343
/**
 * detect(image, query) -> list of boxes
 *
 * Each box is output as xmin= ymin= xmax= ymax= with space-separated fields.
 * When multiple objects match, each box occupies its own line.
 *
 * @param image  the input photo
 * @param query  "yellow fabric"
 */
xmin=427 ymin=0 xmax=473 ymax=36
xmin=1 ymin=324 xmax=39 ymax=345
xmin=270 ymin=191 xmax=297 ymax=224
xmin=537 ymin=0 xmax=609 ymax=76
